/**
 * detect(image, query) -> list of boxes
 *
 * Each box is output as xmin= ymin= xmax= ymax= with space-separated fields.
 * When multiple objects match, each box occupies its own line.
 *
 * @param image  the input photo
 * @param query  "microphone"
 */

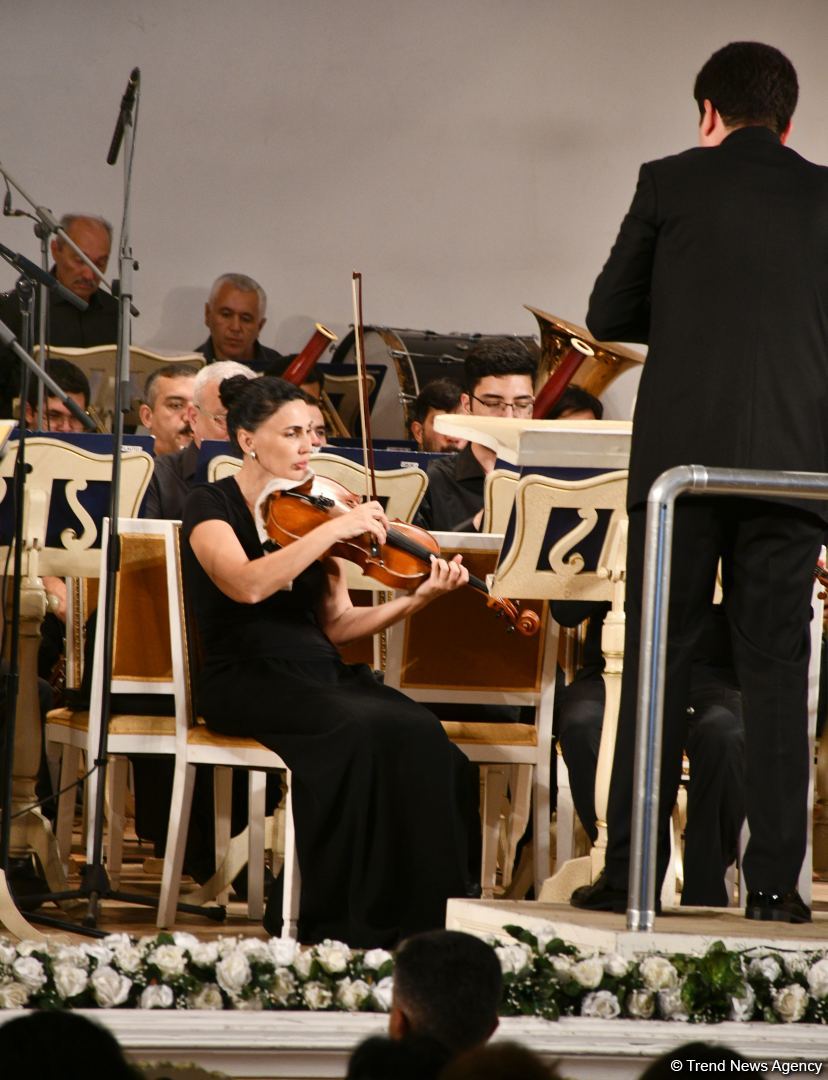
xmin=0 ymin=242 xmax=88 ymax=312
xmin=3 ymin=190 xmax=25 ymax=218
xmin=106 ymin=67 xmax=140 ymax=166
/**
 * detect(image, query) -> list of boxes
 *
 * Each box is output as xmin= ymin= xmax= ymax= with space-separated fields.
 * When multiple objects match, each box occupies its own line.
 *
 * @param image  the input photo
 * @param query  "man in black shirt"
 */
xmin=414 ymin=339 xmax=537 ymax=533
xmin=0 ymin=213 xmax=117 ymax=417
xmin=196 ymin=273 xmax=286 ymax=374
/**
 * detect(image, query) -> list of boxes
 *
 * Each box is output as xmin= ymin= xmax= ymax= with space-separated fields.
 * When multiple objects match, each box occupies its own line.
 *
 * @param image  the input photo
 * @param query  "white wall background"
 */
xmin=2 ymin=0 xmax=827 ymax=417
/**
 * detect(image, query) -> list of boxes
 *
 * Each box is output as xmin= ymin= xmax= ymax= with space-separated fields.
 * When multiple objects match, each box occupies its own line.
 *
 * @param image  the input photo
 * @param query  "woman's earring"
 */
xmin=249 ymin=449 xmax=257 ymax=460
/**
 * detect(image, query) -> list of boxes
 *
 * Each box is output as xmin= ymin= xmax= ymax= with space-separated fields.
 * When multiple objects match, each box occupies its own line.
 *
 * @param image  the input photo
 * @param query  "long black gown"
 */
xmin=181 ymin=477 xmax=474 ymax=947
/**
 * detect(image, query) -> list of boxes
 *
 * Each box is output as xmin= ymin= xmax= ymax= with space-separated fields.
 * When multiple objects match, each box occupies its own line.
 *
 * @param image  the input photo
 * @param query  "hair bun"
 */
xmin=218 ymin=374 xmax=252 ymax=409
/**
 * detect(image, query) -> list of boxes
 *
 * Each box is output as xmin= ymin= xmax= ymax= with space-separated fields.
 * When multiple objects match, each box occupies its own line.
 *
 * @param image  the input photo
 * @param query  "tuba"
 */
xmin=526 ymin=305 xmax=645 ymax=417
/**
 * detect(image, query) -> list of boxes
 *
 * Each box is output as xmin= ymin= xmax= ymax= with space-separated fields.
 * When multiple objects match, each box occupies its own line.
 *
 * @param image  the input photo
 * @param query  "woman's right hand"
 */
xmin=329 ymin=500 xmax=389 ymax=546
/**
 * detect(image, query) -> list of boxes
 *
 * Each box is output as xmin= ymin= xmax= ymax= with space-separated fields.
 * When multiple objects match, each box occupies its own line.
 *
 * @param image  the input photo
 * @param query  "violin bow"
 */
xmin=351 ymin=271 xmax=379 ymax=502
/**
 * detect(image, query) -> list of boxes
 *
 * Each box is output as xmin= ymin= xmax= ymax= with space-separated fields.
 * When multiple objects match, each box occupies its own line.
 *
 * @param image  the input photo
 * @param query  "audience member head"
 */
xmin=204 ymin=272 xmax=268 ymax=362
xmin=51 ymin=213 xmax=112 ymax=301
xmin=547 ymin=385 xmax=603 ymax=420
xmin=220 ymin=374 xmax=307 ymax=452
xmin=301 ymin=389 xmax=328 ymax=447
xmin=25 ymin=357 xmax=90 ymax=432
xmin=408 ymin=378 xmax=467 ymax=453
xmin=439 ymin=1041 xmax=560 ymax=1080
xmin=693 ymin=41 xmax=798 ymax=138
xmin=639 ymin=1041 xmax=747 ymax=1079
xmin=0 ymin=1009 xmax=136 ymax=1079
xmin=463 ymin=339 xmax=537 ymax=420
xmin=189 ymin=359 xmax=256 ymax=444
xmin=140 ymin=362 xmax=199 ymax=455
xmin=347 ymin=1034 xmax=450 ymax=1080
xmin=390 ymin=930 xmax=503 ymax=1055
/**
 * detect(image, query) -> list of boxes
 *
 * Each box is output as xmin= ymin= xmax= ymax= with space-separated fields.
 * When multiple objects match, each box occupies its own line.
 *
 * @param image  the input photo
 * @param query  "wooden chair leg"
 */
xmin=501 ymin=764 xmax=532 ymax=891
xmin=213 ymin=766 xmax=233 ymax=905
xmin=55 ymin=745 xmax=80 ymax=872
xmin=106 ymin=756 xmax=129 ymax=887
xmin=157 ymin=760 xmax=197 ymax=928
xmin=533 ymin=754 xmax=551 ymax=898
xmin=281 ymin=775 xmax=301 ymax=939
xmin=555 ymin=751 xmax=576 ymax=870
xmin=480 ymin=765 xmax=508 ymax=899
xmin=247 ymin=771 xmax=266 ymax=921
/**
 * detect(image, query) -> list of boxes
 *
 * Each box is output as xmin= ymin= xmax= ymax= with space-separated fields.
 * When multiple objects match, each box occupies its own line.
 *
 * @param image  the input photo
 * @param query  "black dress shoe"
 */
xmin=745 ymin=889 xmax=811 ymax=924
xmin=570 ymin=871 xmax=628 ymax=912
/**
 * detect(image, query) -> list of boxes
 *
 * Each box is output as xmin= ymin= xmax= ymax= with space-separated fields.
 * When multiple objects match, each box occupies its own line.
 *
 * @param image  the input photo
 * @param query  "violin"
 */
xmin=263 ymin=474 xmax=541 ymax=636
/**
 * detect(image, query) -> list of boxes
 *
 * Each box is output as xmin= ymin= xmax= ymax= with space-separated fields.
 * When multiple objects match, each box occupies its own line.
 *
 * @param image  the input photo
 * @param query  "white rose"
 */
xmin=237 ymin=938 xmax=272 ymax=964
xmin=550 ymin=955 xmax=574 ymax=977
xmin=140 ymin=984 xmax=175 ymax=1009
xmin=572 ymin=957 xmax=604 ymax=989
xmin=626 ymin=988 xmax=655 ymax=1019
xmin=784 ymin=953 xmax=810 ymax=977
xmin=91 ymin=966 xmax=132 ymax=1008
xmin=0 ymin=982 xmax=29 ymax=1008
xmin=216 ymin=951 xmax=252 ymax=996
xmin=372 ymin=975 xmax=394 ymax=1012
xmin=730 ymin=984 xmax=756 ymax=1022
xmin=81 ymin=943 xmax=114 ymax=967
xmin=149 ymin=944 xmax=188 ymax=979
xmin=112 ymin=943 xmax=144 ymax=974
xmin=12 ymin=956 xmax=46 ymax=991
xmin=103 ymin=933 xmax=132 ymax=950
xmin=293 ymin=948 xmax=314 ymax=979
xmin=189 ymin=983 xmax=224 ymax=1010
xmin=581 ymin=990 xmax=621 ymax=1019
xmin=303 ymin=981 xmax=333 ymax=1009
xmin=657 ymin=986 xmax=690 ymax=1021
xmin=189 ymin=941 xmax=220 ymax=968
xmin=362 ymin=948 xmax=393 ymax=971
xmin=315 ymin=940 xmax=351 ymax=974
xmin=640 ymin=956 xmax=679 ymax=992
xmin=748 ymin=956 xmax=782 ymax=982
xmin=217 ymin=936 xmax=240 ymax=956
xmin=268 ymin=938 xmax=297 ymax=967
xmin=172 ymin=932 xmax=201 ymax=952
xmin=53 ymin=962 xmax=89 ymax=1000
xmin=534 ymin=924 xmax=560 ymax=952
xmin=0 ymin=941 xmax=17 ymax=966
xmin=772 ymin=983 xmax=808 ymax=1023
xmin=336 ymin=977 xmax=372 ymax=1011
xmin=14 ymin=941 xmax=39 ymax=957
xmin=603 ymin=953 xmax=629 ymax=978
xmin=51 ymin=945 xmax=87 ymax=966
xmin=271 ymin=968 xmax=297 ymax=1005
xmin=495 ymin=943 xmax=532 ymax=976
xmin=807 ymin=957 xmax=828 ymax=999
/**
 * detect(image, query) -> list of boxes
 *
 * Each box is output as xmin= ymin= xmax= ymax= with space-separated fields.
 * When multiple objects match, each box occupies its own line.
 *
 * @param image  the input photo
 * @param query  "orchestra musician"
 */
xmin=181 ymin=374 xmax=477 ymax=946
xmin=571 ymin=42 xmax=828 ymax=923
xmin=407 ymin=378 xmax=467 ymax=454
xmin=196 ymin=272 xmax=287 ymax=373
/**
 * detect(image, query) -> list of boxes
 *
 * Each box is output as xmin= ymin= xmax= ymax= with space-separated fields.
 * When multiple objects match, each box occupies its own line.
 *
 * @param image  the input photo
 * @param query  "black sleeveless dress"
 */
xmin=181 ymin=477 xmax=474 ymax=947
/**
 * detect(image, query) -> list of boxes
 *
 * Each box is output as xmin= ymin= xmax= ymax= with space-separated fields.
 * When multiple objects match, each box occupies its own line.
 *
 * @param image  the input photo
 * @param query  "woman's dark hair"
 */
xmin=0 ymin=1011 xmax=137 ymax=1079
xmin=219 ymin=374 xmax=306 ymax=447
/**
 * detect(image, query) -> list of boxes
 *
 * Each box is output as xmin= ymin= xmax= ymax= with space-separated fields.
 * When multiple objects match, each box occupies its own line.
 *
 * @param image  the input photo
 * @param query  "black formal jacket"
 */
xmin=586 ymin=126 xmax=828 ymax=518
xmin=195 ymin=337 xmax=286 ymax=375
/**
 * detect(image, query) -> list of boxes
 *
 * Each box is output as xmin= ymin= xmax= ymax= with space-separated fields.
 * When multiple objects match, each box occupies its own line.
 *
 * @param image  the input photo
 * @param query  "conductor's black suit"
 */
xmin=586 ymin=126 xmax=828 ymax=897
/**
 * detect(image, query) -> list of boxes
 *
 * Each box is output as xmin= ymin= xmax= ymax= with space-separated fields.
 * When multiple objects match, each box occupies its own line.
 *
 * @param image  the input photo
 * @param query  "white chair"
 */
xmin=384 ymin=531 xmax=556 ymax=898
xmin=156 ymin=522 xmax=299 ymax=933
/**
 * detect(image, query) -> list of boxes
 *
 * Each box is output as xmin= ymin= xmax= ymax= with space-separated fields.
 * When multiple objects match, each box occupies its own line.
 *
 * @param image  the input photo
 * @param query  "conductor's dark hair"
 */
xmin=463 ymin=338 xmax=538 ymax=396
xmin=547 ymin=385 xmax=603 ymax=420
xmin=220 ymin=374 xmax=305 ymax=447
xmin=408 ymin=378 xmax=464 ymax=431
xmin=693 ymin=42 xmax=798 ymax=135
xmin=393 ymin=930 xmax=503 ymax=1054
xmin=27 ymin=357 xmax=90 ymax=408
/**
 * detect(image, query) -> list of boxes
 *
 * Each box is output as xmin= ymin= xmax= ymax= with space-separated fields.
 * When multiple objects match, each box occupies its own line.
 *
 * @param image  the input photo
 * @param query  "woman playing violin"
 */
xmin=182 ymin=375 xmax=476 ymax=947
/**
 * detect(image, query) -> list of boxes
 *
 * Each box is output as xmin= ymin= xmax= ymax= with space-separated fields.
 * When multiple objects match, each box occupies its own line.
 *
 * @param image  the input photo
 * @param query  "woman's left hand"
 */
xmin=413 ymin=553 xmax=469 ymax=601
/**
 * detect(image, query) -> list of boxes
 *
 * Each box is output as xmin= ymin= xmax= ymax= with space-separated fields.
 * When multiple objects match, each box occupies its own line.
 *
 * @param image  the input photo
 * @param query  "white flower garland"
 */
xmin=0 ymin=927 xmax=827 ymax=1024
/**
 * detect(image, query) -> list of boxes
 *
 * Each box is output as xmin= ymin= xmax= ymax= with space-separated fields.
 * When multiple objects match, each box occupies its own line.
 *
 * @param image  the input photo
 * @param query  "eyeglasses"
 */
xmin=196 ymin=404 xmax=228 ymax=428
xmin=470 ymin=394 xmax=535 ymax=417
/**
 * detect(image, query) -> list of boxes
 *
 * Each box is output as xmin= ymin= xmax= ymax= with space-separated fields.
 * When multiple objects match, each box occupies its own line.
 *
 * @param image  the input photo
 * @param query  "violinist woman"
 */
xmin=181 ymin=375 xmax=476 ymax=947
